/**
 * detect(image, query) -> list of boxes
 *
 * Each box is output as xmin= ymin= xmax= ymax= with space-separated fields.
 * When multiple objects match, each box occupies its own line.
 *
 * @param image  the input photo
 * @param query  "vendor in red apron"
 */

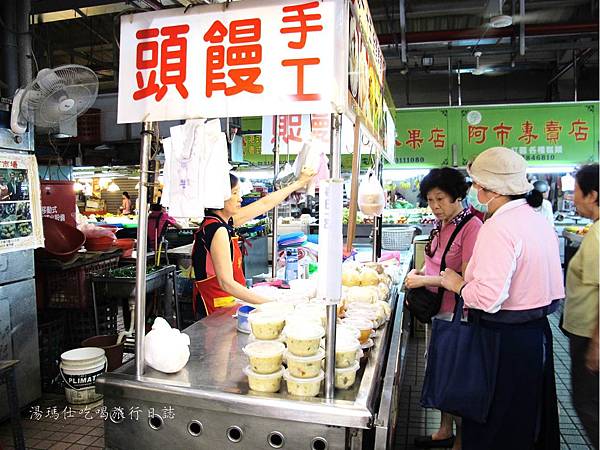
xmin=192 ymin=169 xmax=315 ymax=317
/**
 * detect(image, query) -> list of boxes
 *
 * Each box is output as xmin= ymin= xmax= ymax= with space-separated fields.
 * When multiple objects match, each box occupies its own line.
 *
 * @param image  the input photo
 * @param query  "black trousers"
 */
xmin=568 ymin=332 xmax=599 ymax=449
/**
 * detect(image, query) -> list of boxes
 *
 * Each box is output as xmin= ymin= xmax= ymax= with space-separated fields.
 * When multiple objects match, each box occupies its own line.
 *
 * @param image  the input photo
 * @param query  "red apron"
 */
xmin=193 ymin=218 xmax=246 ymax=316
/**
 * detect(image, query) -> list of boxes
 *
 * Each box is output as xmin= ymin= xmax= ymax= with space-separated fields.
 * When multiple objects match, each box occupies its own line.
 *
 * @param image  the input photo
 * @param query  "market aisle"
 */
xmin=393 ymin=311 xmax=594 ymax=450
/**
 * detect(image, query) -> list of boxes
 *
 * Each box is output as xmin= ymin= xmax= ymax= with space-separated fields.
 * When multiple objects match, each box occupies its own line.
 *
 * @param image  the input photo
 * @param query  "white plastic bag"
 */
xmin=358 ymin=170 xmax=386 ymax=216
xmin=144 ymin=317 xmax=190 ymax=373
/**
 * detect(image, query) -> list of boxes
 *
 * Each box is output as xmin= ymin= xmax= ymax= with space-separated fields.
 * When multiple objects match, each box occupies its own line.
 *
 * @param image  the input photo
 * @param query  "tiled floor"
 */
xmin=394 ymin=310 xmax=595 ymax=450
xmin=0 ymin=395 xmax=104 ymax=450
xmin=0 ymin=311 xmax=594 ymax=450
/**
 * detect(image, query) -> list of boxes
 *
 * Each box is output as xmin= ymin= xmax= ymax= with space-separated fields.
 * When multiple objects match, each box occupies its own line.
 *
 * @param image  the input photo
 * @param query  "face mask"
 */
xmin=468 ymin=186 xmax=495 ymax=213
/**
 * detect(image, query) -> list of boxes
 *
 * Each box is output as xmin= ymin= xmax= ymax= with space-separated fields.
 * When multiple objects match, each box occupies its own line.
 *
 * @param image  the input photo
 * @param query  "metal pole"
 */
xmin=457 ymin=60 xmax=462 ymax=106
xmin=325 ymin=115 xmax=342 ymax=400
xmin=271 ymin=116 xmax=280 ymax=278
xmin=448 ymin=56 xmax=452 ymax=106
xmin=16 ymin=0 xmax=33 ymax=85
xmin=135 ymin=121 xmax=154 ymax=378
xmin=519 ymin=0 xmax=525 ymax=56
xmin=573 ymin=50 xmax=578 ymax=101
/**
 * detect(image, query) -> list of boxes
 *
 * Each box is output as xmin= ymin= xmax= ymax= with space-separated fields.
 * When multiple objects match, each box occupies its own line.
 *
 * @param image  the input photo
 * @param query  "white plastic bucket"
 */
xmin=60 ymin=347 xmax=107 ymax=405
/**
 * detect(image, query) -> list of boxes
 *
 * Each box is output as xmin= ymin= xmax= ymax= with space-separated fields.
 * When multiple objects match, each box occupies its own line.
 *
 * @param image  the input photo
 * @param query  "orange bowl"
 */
xmin=84 ymin=236 xmax=115 ymax=252
xmin=115 ymin=238 xmax=135 ymax=251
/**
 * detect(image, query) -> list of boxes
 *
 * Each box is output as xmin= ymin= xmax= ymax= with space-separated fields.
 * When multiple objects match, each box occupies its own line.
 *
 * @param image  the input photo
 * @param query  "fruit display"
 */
xmin=0 ymin=223 xmax=16 ymax=239
xmin=17 ymin=222 xmax=32 ymax=237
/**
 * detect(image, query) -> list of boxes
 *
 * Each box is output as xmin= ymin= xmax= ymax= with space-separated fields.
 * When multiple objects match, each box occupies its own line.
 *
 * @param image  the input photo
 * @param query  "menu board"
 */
xmin=0 ymin=153 xmax=44 ymax=254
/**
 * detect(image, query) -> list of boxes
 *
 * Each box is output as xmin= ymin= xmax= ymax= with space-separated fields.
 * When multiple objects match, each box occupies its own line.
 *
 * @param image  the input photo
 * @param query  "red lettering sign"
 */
xmin=427 ymin=128 xmax=446 ymax=149
xmin=568 ymin=119 xmax=589 ymax=142
xmin=310 ymin=114 xmax=329 ymax=140
xmin=493 ymin=122 xmax=512 ymax=146
xmin=405 ymin=129 xmax=424 ymax=150
xmin=133 ymin=25 xmax=190 ymax=101
xmin=280 ymin=2 xmax=323 ymax=102
xmin=280 ymin=1 xmax=323 ymax=49
xmin=272 ymin=115 xmax=303 ymax=144
xmin=204 ymin=19 xmax=264 ymax=97
xmin=517 ymin=120 xmax=539 ymax=145
xmin=468 ymin=125 xmax=488 ymax=145
xmin=544 ymin=120 xmax=562 ymax=144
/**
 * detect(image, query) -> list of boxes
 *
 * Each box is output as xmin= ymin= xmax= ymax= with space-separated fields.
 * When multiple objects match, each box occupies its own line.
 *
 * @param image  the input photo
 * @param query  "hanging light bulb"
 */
xmin=107 ymin=181 xmax=120 ymax=193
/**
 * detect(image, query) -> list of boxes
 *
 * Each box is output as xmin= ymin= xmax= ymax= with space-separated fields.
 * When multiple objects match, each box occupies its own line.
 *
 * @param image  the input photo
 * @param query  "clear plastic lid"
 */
xmin=336 ymin=324 xmax=361 ymax=340
xmin=242 ymin=341 xmax=286 ymax=358
xmin=247 ymin=333 xmax=286 ymax=344
xmin=334 ymin=360 xmax=360 ymax=374
xmin=247 ymin=311 xmax=285 ymax=325
xmin=361 ymin=338 xmax=375 ymax=350
xmin=243 ymin=365 xmax=284 ymax=379
xmin=341 ymin=318 xmax=374 ymax=331
xmin=283 ymin=323 xmax=325 ymax=340
xmin=284 ymin=348 xmax=325 ymax=363
xmin=255 ymin=301 xmax=295 ymax=316
xmin=283 ymin=369 xmax=325 ymax=383
xmin=335 ymin=335 xmax=361 ymax=353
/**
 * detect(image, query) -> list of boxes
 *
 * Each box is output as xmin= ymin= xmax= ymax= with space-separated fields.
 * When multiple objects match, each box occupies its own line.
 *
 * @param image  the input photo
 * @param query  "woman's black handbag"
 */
xmin=405 ymin=214 xmax=473 ymax=324
xmin=420 ymin=295 xmax=500 ymax=424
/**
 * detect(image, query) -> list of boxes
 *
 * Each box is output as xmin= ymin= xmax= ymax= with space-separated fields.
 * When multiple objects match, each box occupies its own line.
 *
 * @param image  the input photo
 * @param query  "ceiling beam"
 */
xmin=32 ymin=0 xmax=126 ymax=14
xmin=377 ymin=22 xmax=599 ymax=45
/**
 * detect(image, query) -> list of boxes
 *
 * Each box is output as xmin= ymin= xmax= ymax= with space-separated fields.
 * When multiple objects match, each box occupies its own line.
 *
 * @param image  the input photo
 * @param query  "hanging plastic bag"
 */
xmin=144 ymin=317 xmax=190 ymax=373
xmin=358 ymin=169 xmax=386 ymax=217
xmin=293 ymin=136 xmax=329 ymax=196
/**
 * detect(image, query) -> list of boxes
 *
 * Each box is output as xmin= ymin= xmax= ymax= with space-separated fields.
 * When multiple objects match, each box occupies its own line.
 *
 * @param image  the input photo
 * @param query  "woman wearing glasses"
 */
xmin=405 ymin=167 xmax=483 ymax=450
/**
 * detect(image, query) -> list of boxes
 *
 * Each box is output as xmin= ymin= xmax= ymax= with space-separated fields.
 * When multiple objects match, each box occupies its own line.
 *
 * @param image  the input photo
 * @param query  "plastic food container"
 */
xmin=335 ymin=361 xmax=360 ymax=390
xmin=284 ymin=323 xmax=325 ymax=356
xmin=285 ymin=348 xmax=325 ymax=378
xmin=248 ymin=312 xmax=286 ymax=340
xmin=248 ymin=333 xmax=286 ymax=345
xmin=284 ymin=369 xmax=324 ymax=397
xmin=244 ymin=366 xmax=284 ymax=393
xmin=236 ymin=305 xmax=256 ymax=333
xmin=344 ymin=308 xmax=380 ymax=327
xmin=335 ymin=336 xmax=361 ymax=368
xmin=336 ymin=324 xmax=361 ymax=341
xmin=341 ymin=318 xmax=373 ymax=344
xmin=256 ymin=301 xmax=295 ymax=317
xmin=294 ymin=303 xmax=327 ymax=327
xmin=242 ymin=341 xmax=285 ymax=374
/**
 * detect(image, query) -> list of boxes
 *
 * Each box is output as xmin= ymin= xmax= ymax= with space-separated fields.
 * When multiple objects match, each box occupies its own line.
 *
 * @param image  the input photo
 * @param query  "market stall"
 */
xmin=95 ymin=0 xmax=412 ymax=449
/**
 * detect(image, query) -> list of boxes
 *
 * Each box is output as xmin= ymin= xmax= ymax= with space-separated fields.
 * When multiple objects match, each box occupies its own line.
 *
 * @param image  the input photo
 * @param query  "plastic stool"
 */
xmin=0 ymin=360 xmax=25 ymax=450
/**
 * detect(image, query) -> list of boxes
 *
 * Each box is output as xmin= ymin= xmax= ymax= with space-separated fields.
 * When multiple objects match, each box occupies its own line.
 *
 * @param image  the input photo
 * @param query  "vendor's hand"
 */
xmin=440 ymin=268 xmax=465 ymax=294
xmin=405 ymin=269 xmax=425 ymax=289
xmin=297 ymin=166 xmax=317 ymax=187
xmin=585 ymin=339 xmax=599 ymax=373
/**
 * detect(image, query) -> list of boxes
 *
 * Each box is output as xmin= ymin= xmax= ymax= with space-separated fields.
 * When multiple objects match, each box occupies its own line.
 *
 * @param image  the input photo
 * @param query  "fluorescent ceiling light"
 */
xmin=383 ymin=169 xmax=430 ymax=180
xmin=526 ymin=166 xmax=576 ymax=174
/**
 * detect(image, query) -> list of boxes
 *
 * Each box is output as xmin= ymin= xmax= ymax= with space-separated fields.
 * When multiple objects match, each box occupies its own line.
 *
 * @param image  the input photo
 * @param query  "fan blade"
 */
xmin=512 ymin=11 xmax=562 ymax=24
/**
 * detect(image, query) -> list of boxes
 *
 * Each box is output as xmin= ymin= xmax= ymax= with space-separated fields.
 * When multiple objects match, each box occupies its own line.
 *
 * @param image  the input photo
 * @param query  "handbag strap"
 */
xmin=439 ymin=213 xmax=474 ymax=273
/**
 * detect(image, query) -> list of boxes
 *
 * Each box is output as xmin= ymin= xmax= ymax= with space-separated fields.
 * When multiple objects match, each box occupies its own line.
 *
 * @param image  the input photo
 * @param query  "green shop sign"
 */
xmin=460 ymin=103 xmax=598 ymax=165
xmin=394 ymin=109 xmax=451 ymax=167
xmin=393 ymin=102 xmax=599 ymax=168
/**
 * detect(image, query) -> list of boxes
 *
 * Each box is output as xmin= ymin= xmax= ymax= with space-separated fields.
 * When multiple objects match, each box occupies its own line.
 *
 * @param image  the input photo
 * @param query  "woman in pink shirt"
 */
xmin=406 ymin=167 xmax=482 ymax=450
xmin=441 ymin=147 xmax=564 ymax=450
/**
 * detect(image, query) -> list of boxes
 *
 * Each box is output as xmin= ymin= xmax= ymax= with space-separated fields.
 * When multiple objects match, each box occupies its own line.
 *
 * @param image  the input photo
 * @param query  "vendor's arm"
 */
xmin=232 ymin=167 xmax=315 ymax=227
xmin=166 ymin=214 xmax=184 ymax=230
xmin=210 ymin=228 xmax=269 ymax=305
xmin=441 ymin=227 xmax=518 ymax=313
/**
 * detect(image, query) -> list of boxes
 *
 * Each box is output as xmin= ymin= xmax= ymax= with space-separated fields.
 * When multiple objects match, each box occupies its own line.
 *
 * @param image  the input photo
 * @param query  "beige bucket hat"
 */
xmin=467 ymin=147 xmax=534 ymax=195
